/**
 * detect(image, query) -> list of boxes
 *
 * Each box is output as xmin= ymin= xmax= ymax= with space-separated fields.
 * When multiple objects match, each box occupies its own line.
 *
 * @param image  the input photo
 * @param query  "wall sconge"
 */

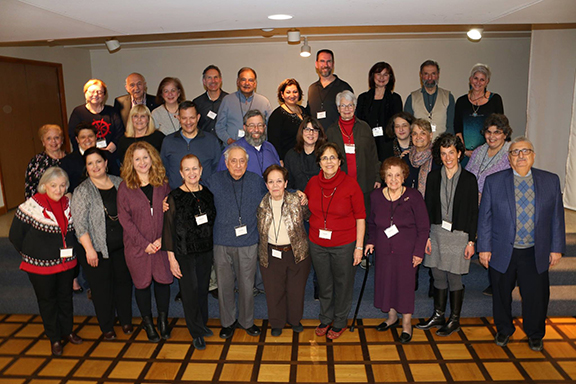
xmin=467 ymin=28 xmax=483 ymax=41
xmin=105 ymin=39 xmax=121 ymax=53
xmin=300 ymin=37 xmax=311 ymax=57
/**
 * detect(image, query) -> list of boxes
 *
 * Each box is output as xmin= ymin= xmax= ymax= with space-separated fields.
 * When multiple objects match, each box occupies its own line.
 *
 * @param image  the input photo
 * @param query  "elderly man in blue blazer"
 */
xmin=477 ymin=136 xmax=565 ymax=352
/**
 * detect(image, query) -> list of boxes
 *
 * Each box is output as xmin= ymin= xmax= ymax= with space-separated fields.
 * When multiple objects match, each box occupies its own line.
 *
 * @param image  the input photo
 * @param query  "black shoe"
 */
xmin=244 ymin=324 xmax=261 ymax=337
xmin=482 ymin=285 xmax=493 ymax=296
xmin=174 ymin=291 xmax=182 ymax=302
xmin=203 ymin=326 xmax=214 ymax=337
xmin=494 ymin=332 xmax=510 ymax=347
xmin=210 ymin=289 xmax=218 ymax=299
xmin=219 ymin=320 xmax=237 ymax=339
xmin=142 ymin=316 xmax=161 ymax=343
xmin=376 ymin=319 xmax=399 ymax=331
xmin=528 ymin=338 xmax=543 ymax=351
xmin=51 ymin=341 xmax=63 ymax=356
xmin=157 ymin=312 xmax=171 ymax=339
xmin=122 ymin=324 xmax=134 ymax=334
xmin=399 ymin=330 xmax=413 ymax=343
xmin=291 ymin=323 xmax=304 ymax=333
xmin=271 ymin=328 xmax=283 ymax=337
xmin=103 ymin=330 xmax=116 ymax=341
xmin=193 ymin=336 xmax=206 ymax=350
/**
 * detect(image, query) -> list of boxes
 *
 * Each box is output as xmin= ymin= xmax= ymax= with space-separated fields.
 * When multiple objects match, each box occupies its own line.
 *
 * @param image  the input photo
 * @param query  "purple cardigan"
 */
xmin=117 ymin=181 xmax=173 ymax=289
xmin=466 ymin=142 xmax=510 ymax=194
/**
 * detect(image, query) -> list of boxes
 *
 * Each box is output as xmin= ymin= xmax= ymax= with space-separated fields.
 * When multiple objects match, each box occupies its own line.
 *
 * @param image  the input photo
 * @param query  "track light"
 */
xmin=287 ymin=29 xmax=301 ymax=43
xmin=467 ymin=28 xmax=483 ymax=41
xmin=105 ymin=39 xmax=121 ymax=53
xmin=300 ymin=37 xmax=311 ymax=57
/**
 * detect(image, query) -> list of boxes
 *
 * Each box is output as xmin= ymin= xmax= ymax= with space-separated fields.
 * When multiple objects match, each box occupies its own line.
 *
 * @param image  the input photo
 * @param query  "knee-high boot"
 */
xmin=436 ymin=288 xmax=464 ymax=336
xmin=416 ymin=288 xmax=447 ymax=330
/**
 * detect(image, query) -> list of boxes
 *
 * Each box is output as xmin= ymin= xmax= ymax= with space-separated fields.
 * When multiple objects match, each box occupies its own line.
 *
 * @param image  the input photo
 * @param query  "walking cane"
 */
xmin=350 ymin=250 xmax=372 ymax=332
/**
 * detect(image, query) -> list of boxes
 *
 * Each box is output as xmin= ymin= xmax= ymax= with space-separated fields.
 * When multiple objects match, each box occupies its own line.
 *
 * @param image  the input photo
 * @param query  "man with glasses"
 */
xmin=114 ymin=73 xmax=160 ymax=126
xmin=215 ymin=67 xmax=272 ymax=145
xmin=216 ymin=109 xmax=280 ymax=176
xmin=477 ymin=136 xmax=565 ymax=352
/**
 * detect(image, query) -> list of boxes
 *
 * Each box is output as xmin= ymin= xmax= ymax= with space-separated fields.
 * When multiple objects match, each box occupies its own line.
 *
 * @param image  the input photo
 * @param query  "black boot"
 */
xmin=158 ymin=312 xmax=171 ymax=339
xmin=142 ymin=316 xmax=160 ymax=343
xmin=427 ymin=269 xmax=435 ymax=297
xmin=436 ymin=288 xmax=464 ymax=336
xmin=416 ymin=288 xmax=447 ymax=330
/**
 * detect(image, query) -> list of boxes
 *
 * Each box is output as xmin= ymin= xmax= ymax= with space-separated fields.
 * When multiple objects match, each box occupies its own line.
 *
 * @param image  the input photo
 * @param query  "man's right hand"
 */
xmin=479 ymin=252 xmax=492 ymax=269
xmin=227 ymin=138 xmax=236 ymax=145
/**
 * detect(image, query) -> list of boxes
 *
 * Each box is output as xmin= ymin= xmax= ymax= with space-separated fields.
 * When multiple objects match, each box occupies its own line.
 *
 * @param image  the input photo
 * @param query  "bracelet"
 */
xmin=355 ymin=246 xmax=363 ymax=251
xmin=467 ymin=242 xmax=474 ymax=247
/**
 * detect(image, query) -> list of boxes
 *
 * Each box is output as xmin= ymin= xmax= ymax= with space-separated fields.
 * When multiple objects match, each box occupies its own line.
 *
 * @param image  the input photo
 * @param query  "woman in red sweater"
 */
xmin=304 ymin=143 xmax=366 ymax=339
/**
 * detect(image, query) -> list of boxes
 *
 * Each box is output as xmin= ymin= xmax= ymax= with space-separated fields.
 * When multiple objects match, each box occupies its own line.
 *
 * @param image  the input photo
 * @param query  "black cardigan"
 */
xmin=424 ymin=168 xmax=479 ymax=242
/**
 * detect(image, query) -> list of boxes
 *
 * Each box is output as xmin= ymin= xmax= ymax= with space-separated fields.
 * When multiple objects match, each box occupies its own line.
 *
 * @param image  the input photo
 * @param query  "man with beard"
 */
xmin=215 ymin=67 xmax=272 ymax=145
xmin=193 ymin=65 xmax=228 ymax=139
xmin=404 ymin=60 xmax=455 ymax=139
xmin=307 ymin=49 xmax=353 ymax=130
xmin=216 ymin=109 xmax=280 ymax=176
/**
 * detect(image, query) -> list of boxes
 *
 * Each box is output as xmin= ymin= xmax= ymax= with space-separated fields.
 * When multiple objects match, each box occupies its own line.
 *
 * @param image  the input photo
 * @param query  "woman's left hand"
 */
xmin=153 ymin=238 xmax=162 ymax=250
xmin=296 ymin=190 xmax=308 ymax=206
xmin=353 ymin=248 xmax=363 ymax=266
xmin=464 ymin=242 xmax=475 ymax=259
xmin=412 ymin=256 xmax=423 ymax=268
xmin=162 ymin=196 xmax=170 ymax=212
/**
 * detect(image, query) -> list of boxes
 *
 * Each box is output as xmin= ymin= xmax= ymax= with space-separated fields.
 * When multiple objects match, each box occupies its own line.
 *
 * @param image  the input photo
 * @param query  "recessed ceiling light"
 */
xmin=268 ymin=14 xmax=293 ymax=20
xmin=467 ymin=28 xmax=483 ymax=41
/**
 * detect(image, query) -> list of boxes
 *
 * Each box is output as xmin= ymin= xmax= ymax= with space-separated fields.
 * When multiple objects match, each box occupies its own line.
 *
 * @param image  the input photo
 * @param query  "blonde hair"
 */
xmin=125 ymin=105 xmax=156 ymax=137
xmin=120 ymin=141 xmax=167 ymax=189
xmin=38 ymin=124 xmax=63 ymax=141
xmin=83 ymin=79 xmax=108 ymax=104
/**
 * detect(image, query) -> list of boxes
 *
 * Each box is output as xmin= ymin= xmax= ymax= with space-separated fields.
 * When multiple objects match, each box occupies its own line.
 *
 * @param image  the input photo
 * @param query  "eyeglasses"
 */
xmin=246 ymin=123 xmax=265 ymax=129
xmin=486 ymin=130 xmax=504 ymax=136
xmin=338 ymin=104 xmax=354 ymax=110
xmin=509 ymin=148 xmax=534 ymax=157
xmin=303 ymin=127 xmax=320 ymax=134
xmin=320 ymin=155 xmax=338 ymax=162
xmin=87 ymin=90 xmax=104 ymax=95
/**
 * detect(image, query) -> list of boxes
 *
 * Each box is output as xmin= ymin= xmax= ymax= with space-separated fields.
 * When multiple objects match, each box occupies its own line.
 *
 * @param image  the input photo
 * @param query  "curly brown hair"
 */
xmin=121 ymin=141 xmax=167 ymax=189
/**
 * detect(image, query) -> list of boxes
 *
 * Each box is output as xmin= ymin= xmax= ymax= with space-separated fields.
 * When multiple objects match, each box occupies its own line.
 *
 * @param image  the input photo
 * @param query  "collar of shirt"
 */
xmin=237 ymin=92 xmax=254 ymax=102
xmin=513 ymin=168 xmax=532 ymax=177
xmin=131 ymin=94 xmax=146 ymax=107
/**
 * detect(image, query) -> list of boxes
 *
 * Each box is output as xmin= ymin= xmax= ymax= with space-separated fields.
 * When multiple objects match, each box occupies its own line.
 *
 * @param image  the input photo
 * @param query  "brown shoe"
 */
xmin=66 ymin=333 xmax=83 ymax=344
xmin=103 ymin=330 xmax=116 ymax=340
xmin=122 ymin=324 xmax=134 ymax=334
xmin=51 ymin=341 xmax=63 ymax=356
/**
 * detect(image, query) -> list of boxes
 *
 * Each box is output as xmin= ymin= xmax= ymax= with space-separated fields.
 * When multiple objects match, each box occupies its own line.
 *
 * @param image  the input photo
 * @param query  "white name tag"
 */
xmin=384 ymin=224 xmax=399 ymax=238
xmin=442 ymin=220 xmax=452 ymax=231
xmin=344 ymin=144 xmax=356 ymax=154
xmin=195 ymin=213 xmax=208 ymax=225
xmin=150 ymin=207 xmax=153 ymax=216
xmin=96 ymin=139 xmax=107 ymax=148
xmin=207 ymin=110 xmax=217 ymax=120
xmin=60 ymin=247 xmax=74 ymax=258
xmin=235 ymin=225 xmax=248 ymax=237
xmin=319 ymin=229 xmax=332 ymax=240
xmin=431 ymin=124 xmax=437 ymax=132
xmin=372 ymin=126 xmax=384 ymax=137
xmin=317 ymin=111 xmax=326 ymax=119
xmin=238 ymin=129 xmax=245 ymax=138
xmin=271 ymin=249 xmax=282 ymax=259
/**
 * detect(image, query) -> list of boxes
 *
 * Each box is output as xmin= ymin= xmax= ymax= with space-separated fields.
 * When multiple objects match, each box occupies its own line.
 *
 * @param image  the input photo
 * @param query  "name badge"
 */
xmin=372 ymin=126 xmax=384 ymax=137
xmin=319 ymin=229 xmax=332 ymax=240
xmin=344 ymin=144 xmax=356 ymax=154
xmin=96 ymin=139 xmax=107 ymax=148
xmin=195 ymin=213 xmax=208 ymax=225
xmin=271 ymin=249 xmax=282 ymax=259
xmin=238 ymin=129 xmax=245 ymax=138
xmin=60 ymin=247 xmax=74 ymax=258
xmin=431 ymin=124 xmax=437 ymax=132
xmin=442 ymin=220 xmax=452 ymax=231
xmin=207 ymin=110 xmax=217 ymax=120
xmin=384 ymin=224 xmax=399 ymax=238
xmin=150 ymin=207 xmax=153 ymax=216
xmin=235 ymin=225 xmax=248 ymax=237
xmin=317 ymin=111 xmax=326 ymax=119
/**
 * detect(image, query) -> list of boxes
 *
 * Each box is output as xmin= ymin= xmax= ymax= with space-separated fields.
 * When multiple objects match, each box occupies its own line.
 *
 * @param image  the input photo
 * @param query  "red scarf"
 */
xmin=338 ymin=116 xmax=357 ymax=180
xmin=34 ymin=193 xmax=69 ymax=239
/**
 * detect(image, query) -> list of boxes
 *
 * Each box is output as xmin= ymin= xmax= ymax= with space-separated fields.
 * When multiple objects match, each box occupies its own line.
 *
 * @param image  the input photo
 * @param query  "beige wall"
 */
xmin=90 ymin=36 xmax=530 ymax=136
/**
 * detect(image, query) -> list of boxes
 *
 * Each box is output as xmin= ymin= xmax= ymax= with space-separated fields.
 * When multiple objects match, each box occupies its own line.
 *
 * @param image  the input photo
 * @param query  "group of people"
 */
xmin=11 ymin=49 xmax=565 ymax=357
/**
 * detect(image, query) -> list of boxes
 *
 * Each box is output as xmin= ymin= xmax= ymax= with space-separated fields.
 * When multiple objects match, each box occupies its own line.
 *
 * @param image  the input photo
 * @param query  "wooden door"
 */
xmin=0 ymin=56 xmax=67 ymax=211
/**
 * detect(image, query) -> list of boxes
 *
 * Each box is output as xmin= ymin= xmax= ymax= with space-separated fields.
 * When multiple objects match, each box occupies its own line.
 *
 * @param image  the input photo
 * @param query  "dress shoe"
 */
xmin=528 ymin=338 xmax=543 ymax=351
xmin=219 ymin=320 xmax=238 ymax=339
xmin=399 ymin=330 xmax=413 ymax=343
xmin=142 ymin=316 xmax=160 ymax=343
xmin=174 ymin=291 xmax=182 ymax=302
xmin=271 ymin=328 xmax=283 ymax=337
xmin=291 ymin=323 xmax=304 ymax=333
xmin=193 ymin=336 xmax=206 ymax=350
xmin=210 ymin=289 xmax=218 ymax=299
xmin=494 ymin=332 xmax=510 ymax=347
xmin=66 ymin=333 xmax=83 ymax=344
xmin=103 ymin=330 xmax=116 ymax=341
xmin=315 ymin=323 xmax=330 ymax=337
xmin=327 ymin=327 xmax=347 ymax=340
xmin=376 ymin=319 xmax=399 ymax=331
xmin=51 ymin=341 xmax=63 ymax=356
xmin=244 ymin=324 xmax=261 ymax=336
xmin=122 ymin=324 xmax=134 ymax=334
xmin=203 ymin=326 xmax=214 ymax=337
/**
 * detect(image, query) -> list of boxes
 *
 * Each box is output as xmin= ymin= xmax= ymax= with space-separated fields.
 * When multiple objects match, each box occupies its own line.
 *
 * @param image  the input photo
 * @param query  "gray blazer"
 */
xmin=71 ymin=175 xmax=122 ymax=259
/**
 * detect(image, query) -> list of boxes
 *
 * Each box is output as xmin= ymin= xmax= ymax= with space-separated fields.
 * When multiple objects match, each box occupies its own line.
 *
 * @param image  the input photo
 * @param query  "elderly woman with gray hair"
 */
xmin=326 ymin=90 xmax=381 ymax=211
xmin=455 ymin=63 xmax=504 ymax=162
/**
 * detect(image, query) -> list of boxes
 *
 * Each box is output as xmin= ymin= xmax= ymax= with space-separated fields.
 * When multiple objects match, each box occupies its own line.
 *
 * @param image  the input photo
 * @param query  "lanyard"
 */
xmin=386 ymin=187 xmax=404 ymax=226
xmin=238 ymin=93 xmax=254 ymax=117
xmin=231 ymin=176 xmax=244 ymax=225
xmin=164 ymin=105 xmax=178 ymax=133
xmin=444 ymin=172 xmax=456 ymax=218
xmin=270 ymin=198 xmax=284 ymax=244
xmin=478 ymin=146 xmax=503 ymax=175
xmin=184 ymin=183 xmax=204 ymax=215
xmin=320 ymin=187 xmax=337 ymax=229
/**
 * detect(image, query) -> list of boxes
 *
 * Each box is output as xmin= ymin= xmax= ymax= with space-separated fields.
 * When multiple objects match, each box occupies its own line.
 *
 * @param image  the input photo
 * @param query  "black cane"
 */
xmin=350 ymin=250 xmax=372 ymax=332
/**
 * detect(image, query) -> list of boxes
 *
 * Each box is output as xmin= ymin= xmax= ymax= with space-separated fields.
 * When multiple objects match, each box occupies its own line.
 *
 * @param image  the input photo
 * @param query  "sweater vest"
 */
xmin=411 ymin=87 xmax=450 ymax=139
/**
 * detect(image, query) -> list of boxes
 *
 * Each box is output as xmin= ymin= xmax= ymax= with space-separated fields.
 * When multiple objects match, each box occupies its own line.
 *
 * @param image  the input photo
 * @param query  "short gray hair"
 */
xmin=335 ymin=90 xmax=357 ymax=108
xmin=510 ymin=136 xmax=534 ymax=150
xmin=470 ymin=63 xmax=491 ymax=81
xmin=243 ymin=109 xmax=265 ymax=125
xmin=223 ymin=145 xmax=249 ymax=162
xmin=37 ymin=167 xmax=70 ymax=194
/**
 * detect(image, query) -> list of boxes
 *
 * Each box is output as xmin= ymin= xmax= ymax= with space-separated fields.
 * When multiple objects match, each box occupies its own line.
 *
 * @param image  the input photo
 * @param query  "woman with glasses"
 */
xmin=151 ymin=77 xmax=186 ymax=136
xmin=304 ymin=143 xmax=366 ymax=340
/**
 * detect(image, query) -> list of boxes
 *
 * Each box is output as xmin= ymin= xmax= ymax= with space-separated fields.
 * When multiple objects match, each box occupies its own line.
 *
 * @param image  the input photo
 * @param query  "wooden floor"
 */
xmin=0 ymin=315 xmax=575 ymax=383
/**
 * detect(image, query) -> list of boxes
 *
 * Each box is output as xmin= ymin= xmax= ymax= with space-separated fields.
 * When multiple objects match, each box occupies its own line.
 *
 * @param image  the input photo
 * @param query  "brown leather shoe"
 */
xmin=122 ymin=324 xmax=134 ymax=334
xmin=51 ymin=341 xmax=63 ymax=356
xmin=66 ymin=333 xmax=83 ymax=344
xmin=103 ymin=330 xmax=116 ymax=340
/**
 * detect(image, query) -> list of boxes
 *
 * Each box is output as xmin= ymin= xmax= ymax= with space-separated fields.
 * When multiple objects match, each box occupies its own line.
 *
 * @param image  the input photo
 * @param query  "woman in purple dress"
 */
xmin=365 ymin=157 xmax=430 ymax=343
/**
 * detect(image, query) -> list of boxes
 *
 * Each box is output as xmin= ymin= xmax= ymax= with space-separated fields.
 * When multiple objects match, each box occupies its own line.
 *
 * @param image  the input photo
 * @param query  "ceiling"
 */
xmin=1 ymin=0 xmax=575 ymax=47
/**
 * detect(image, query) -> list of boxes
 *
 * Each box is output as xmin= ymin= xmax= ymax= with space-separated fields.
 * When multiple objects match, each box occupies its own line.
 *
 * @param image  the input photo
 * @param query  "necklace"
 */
xmin=471 ymin=103 xmax=481 ymax=117
xmin=103 ymin=206 xmax=119 ymax=221
xmin=385 ymin=186 xmax=404 ymax=201
xmin=322 ymin=187 xmax=337 ymax=198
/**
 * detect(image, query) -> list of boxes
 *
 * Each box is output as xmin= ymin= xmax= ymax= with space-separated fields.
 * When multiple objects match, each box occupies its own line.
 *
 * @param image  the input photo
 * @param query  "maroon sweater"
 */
xmin=305 ymin=168 xmax=366 ymax=247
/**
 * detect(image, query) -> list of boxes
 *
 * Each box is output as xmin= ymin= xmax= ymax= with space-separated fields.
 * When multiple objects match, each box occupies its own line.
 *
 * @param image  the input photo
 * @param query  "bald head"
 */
xmin=125 ymin=73 xmax=146 ymax=102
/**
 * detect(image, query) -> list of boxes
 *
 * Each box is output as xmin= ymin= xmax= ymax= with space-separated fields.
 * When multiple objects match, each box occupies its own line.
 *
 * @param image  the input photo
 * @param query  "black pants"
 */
xmin=490 ymin=247 xmax=550 ymax=339
xmin=27 ymin=268 xmax=75 ymax=343
xmin=177 ymin=250 xmax=213 ymax=338
xmin=78 ymin=246 xmax=133 ymax=332
xmin=134 ymin=281 xmax=171 ymax=317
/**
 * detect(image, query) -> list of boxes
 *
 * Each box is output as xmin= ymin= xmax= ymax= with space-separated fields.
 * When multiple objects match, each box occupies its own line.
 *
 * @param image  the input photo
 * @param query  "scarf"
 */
xmin=408 ymin=144 xmax=433 ymax=196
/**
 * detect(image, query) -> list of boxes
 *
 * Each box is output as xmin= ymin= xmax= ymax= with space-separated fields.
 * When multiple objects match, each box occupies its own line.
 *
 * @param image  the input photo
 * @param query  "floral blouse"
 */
xmin=25 ymin=152 xmax=61 ymax=199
